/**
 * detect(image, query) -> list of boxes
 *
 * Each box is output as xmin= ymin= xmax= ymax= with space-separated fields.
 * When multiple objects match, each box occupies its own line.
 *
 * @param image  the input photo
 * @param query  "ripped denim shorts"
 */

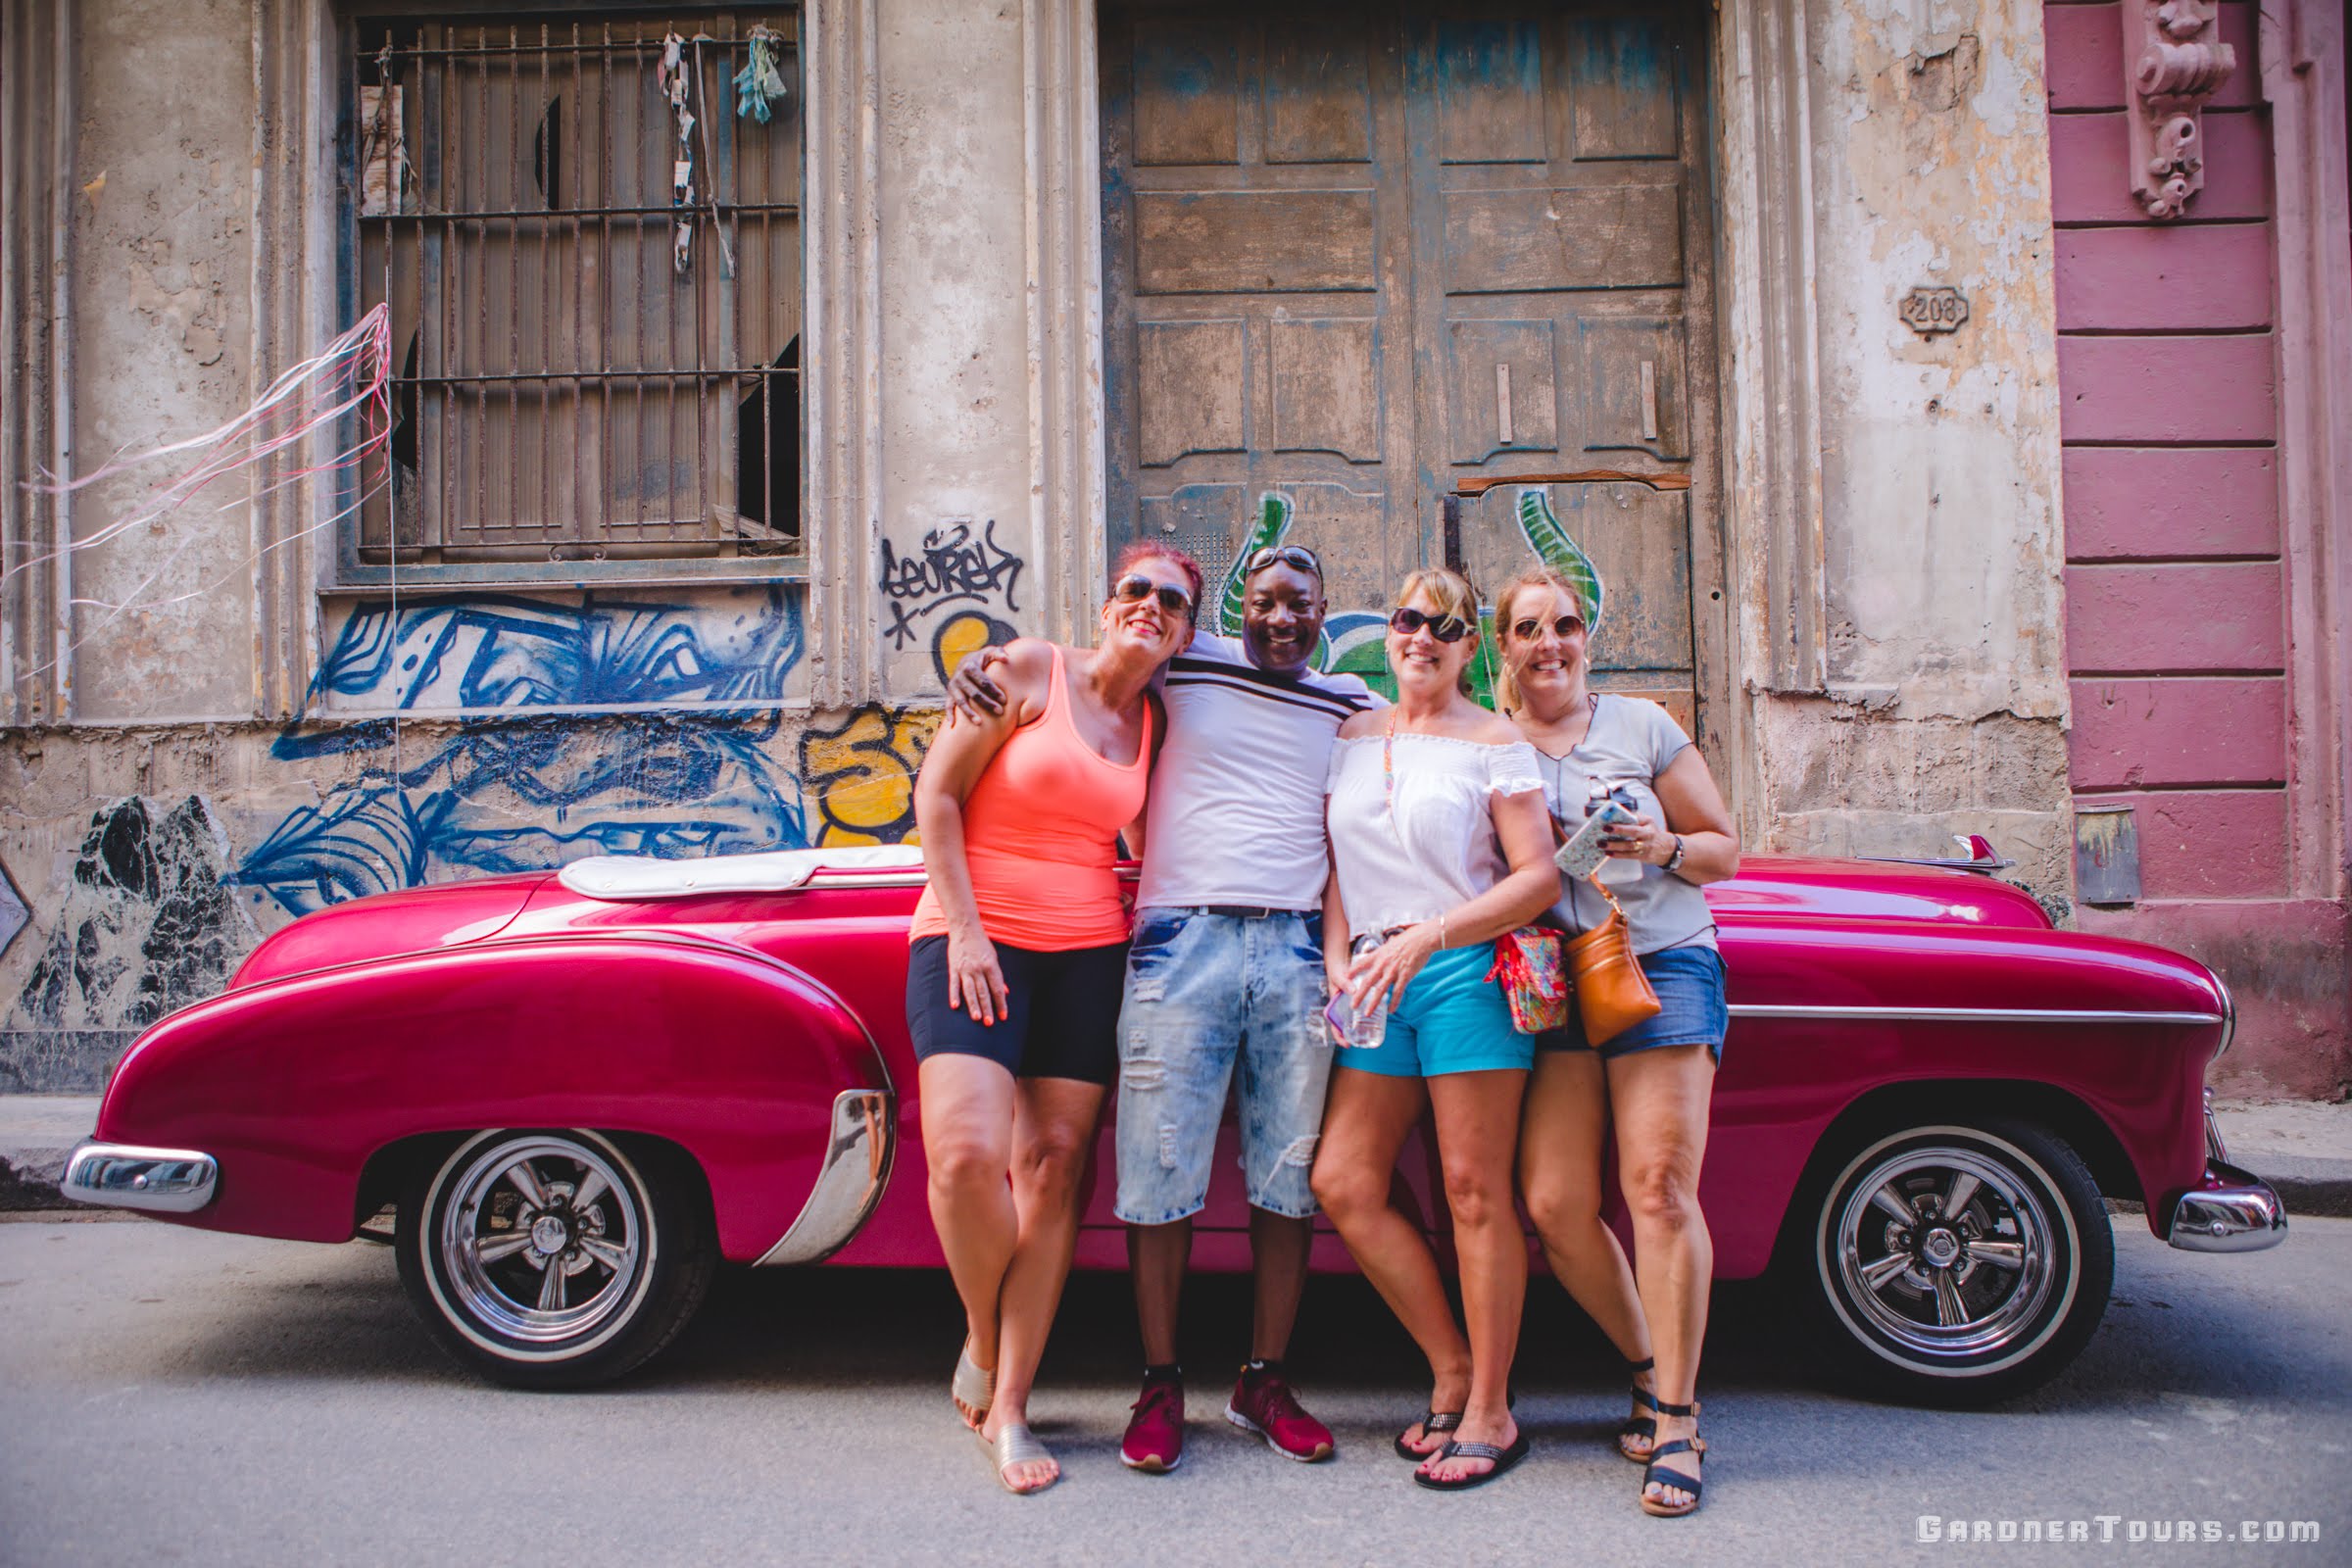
xmin=1112 ymin=907 xmax=1334 ymax=1225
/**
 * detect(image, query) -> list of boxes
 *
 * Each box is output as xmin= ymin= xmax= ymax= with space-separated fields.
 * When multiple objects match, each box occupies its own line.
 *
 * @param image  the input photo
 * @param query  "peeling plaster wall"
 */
xmin=1809 ymin=0 xmax=2068 ymax=716
xmin=1751 ymin=0 xmax=2074 ymax=898
xmin=66 ymin=0 xmax=258 ymax=720
xmin=874 ymin=1 xmax=1039 ymax=699
xmin=0 ymin=690 xmax=945 ymax=1089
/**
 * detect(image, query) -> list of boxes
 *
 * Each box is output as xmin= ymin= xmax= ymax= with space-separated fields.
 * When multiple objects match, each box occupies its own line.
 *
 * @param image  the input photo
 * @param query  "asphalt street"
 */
xmin=1 ymin=1212 xmax=2344 ymax=1567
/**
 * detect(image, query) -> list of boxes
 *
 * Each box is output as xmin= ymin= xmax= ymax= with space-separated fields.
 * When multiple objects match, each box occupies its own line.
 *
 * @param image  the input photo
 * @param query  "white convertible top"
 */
xmin=558 ymin=845 xmax=926 ymax=901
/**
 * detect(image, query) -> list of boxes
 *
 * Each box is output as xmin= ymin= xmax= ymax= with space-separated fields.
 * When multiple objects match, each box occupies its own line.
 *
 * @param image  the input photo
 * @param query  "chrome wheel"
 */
xmin=436 ymin=1134 xmax=646 ymax=1347
xmin=1834 ymin=1145 xmax=2054 ymax=1359
xmin=1800 ymin=1117 xmax=2112 ymax=1404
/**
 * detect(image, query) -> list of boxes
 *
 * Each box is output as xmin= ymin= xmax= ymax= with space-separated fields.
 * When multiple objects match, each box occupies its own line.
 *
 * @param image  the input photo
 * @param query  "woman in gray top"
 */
xmin=1490 ymin=565 xmax=1740 ymax=1519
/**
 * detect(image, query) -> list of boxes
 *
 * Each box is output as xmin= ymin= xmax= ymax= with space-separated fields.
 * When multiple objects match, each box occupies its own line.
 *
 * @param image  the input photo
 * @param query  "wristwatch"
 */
xmin=1664 ymin=834 xmax=1687 ymax=873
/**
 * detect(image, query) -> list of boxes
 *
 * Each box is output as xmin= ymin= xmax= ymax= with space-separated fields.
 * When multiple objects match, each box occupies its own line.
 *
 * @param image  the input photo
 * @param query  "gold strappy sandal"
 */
xmin=977 ymin=1421 xmax=1059 ymax=1494
xmin=952 ymin=1340 xmax=996 ymax=1430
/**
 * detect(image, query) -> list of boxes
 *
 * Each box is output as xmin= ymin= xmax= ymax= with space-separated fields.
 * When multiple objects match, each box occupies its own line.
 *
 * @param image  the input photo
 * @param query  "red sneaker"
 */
xmin=1120 ymin=1376 xmax=1185 ymax=1473
xmin=1226 ymin=1366 xmax=1335 ymax=1462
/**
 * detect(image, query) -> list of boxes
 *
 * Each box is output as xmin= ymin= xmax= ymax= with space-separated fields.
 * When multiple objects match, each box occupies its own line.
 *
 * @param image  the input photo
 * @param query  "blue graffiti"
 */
xmin=230 ymin=590 xmax=809 ymax=917
xmin=299 ymin=587 xmax=803 ymax=721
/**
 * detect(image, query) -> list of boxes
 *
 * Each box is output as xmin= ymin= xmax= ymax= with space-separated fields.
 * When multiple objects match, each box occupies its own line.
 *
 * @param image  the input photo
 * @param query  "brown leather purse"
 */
xmin=1563 ymin=876 xmax=1661 ymax=1046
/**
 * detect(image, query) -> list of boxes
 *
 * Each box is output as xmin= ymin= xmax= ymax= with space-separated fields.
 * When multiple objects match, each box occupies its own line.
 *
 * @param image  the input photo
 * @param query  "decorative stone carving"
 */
xmin=1899 ymin=286 xmax=1971 ymax=336
xmin=2124 ymin=0 xmax=2237 ymax=220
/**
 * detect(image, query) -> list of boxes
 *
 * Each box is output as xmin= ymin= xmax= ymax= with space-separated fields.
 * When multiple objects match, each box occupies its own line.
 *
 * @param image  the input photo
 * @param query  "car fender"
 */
xmin=97 ymin=932 xmax=890 ymax=1261
xmin=1701 ymin=919 xmax=2228 ymax=1277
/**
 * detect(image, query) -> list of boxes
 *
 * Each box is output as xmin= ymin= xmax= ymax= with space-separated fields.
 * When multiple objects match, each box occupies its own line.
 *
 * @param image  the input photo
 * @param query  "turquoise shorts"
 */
xmin=1339 ymin=943 xmax=1535 ymax=1079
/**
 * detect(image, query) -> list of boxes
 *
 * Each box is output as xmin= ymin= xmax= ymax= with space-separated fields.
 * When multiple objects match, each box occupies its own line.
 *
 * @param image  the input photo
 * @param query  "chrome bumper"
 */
xmin=2169 ymin=1157 xmax=2288 ymax=1252
xmin=62 ymin=1140 xmax=219 ymax=1214
xmin=755 ymin=1089 xmax=895 ymax=1266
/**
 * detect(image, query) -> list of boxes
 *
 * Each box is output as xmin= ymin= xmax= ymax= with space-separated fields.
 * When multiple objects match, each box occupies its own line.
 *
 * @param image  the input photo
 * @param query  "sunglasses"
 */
xmin=1509 ymin=613 xmax=1587 ymax=641
xmin=1388 ymin=606 xmax=1473 ymax=643
xmin=1111 ymin=573 xmax=1195 ymax=618
xmin=1244 ymin=544 xmax=1323 ymax=578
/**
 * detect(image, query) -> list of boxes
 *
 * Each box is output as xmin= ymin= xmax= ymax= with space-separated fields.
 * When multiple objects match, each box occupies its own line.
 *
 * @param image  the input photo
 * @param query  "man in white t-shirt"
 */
xmin=947 ymin=545 xmax=1375 ymax=1474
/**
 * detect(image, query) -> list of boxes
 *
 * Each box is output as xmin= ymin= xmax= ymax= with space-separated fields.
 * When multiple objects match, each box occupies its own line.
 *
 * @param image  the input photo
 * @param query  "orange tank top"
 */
xmin=909 ymin=644 xmax=1153 ymax=951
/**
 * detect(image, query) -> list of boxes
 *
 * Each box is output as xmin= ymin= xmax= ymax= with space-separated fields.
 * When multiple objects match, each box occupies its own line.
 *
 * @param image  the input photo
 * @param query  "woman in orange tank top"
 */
xmin=909 ymin=545 xmax=1199 ymax=1494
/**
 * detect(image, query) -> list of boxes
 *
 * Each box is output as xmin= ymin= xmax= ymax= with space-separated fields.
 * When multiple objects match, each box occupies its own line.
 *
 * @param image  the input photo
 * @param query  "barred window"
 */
xmin=347 ymin=12 xmax=800 ymax=585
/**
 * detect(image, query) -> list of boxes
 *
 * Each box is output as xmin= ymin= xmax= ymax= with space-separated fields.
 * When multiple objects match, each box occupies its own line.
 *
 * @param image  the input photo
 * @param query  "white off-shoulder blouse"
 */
xmin=1325 ymin=729 xmax=1544 ymax=938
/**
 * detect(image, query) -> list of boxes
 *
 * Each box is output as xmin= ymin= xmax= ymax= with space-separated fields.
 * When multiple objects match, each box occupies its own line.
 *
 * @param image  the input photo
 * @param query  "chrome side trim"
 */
xmin=2203 ymin=1087 xmax=2230 ymax=1163
xmin=755 ymin=1089 xmax=896 ymax=1266
xmin=1726 ymin=1004 xmax=2224 ymax=1025
xmin=2210 ymin=973 xmax=2238 ymax=1059
xmin=62 ymin=1141 xmax=219 ymax=1213
xmin=799 ymin=871 xmax=929 ymax=889
xmin=2168 ymin=1160 xmax=2287 ymax=1253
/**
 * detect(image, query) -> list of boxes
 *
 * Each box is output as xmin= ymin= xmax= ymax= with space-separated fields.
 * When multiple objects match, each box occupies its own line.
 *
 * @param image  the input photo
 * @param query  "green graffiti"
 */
xmin=1215 ymin=491 xmax=1297 ymax=637
xmin=1205 ymin=482 xmax=1605 ymax=711
xmin=1515 ymin=488 xmax=1604 ymax=630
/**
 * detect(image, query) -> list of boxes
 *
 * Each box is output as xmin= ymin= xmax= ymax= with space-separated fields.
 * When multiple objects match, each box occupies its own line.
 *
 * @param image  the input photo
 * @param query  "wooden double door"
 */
xmin=1102 ymin=1 xmax=1722 ymax=731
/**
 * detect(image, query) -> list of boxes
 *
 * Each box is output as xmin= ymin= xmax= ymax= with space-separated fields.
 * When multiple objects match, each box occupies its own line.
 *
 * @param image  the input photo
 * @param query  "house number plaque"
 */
xmin=1900 ymin=286 xmax=1971 ymax=336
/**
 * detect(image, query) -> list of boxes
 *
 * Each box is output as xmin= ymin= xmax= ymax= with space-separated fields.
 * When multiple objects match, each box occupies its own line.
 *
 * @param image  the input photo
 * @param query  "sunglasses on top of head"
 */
xmin=1388 ymin=606 xmax=1473 ymax=643
xmin=1111 ymin=573 xmax=1195 ymax=618
xmin=1244 ymin=543 xmax=1323 ymax=579
xmin=1510 ymin=612 xmax=1586 ymax=641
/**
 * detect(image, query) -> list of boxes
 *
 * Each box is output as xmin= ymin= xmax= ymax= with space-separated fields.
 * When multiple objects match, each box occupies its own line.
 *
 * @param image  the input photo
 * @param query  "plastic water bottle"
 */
xmin=1339 ymin=932 xmax=1389 ymax=1049
xmin=1588 ymin=779 xmax=1645 ymax=888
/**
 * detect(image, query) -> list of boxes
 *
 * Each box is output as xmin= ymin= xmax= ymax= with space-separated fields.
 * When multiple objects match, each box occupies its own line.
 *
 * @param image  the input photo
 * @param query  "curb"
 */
xmin=0 ymin=1152 xmax=78 ymax=1211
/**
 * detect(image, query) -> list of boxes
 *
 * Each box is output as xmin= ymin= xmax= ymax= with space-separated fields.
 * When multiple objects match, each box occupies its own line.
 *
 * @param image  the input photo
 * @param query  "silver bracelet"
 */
xmin=1437 ymin=911 xmax=1448 ymax=950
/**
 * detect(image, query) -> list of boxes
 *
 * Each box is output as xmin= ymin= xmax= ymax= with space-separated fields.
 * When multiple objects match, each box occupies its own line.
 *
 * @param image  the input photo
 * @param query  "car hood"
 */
xmin=1707 ymin=856 xmax=2054 ymax=930
xmin=231 ymin=874 xmax=553 ymax=988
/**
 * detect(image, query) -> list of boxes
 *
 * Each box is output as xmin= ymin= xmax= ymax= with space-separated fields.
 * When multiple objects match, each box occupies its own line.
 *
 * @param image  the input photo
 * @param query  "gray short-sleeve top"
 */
xmin=1532 ymin=695 xmax=1718 ymax=955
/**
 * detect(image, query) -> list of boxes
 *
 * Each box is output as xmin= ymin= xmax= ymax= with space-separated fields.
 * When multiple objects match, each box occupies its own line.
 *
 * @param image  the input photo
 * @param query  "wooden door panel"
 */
xmin=1136 ymin=321 xmax=1248 ymax=466
xmin=1440 ymin=184 xmax=1685 ymax=294
xmin=1269 ymin=319 xmax=1385 ymax=463
xmin=1106 ymin=2 xmax=1417 ymax=581
xmin=1565 ymin=14 xmax=1681 ymax=160
xmin=1262 ymin=25 xmax=1374 ymax=163
xmin=1446 ymin=320 xmax=1560 ymax=464
xmin=1131 ymin=18 xmax=1243 ymax=165
xmin=1133 ymin=192 xmax=1379 ymax=294
xmin=1414 ymin=5 xmax=1704 ymax=707
xmin=1575 ymin=314 xmax=1689 ymax=461
xmin=1433 ymin=19 xmax=1547 ymax=164
xmin=1104 ymin=1 xmax=1721 ymax=738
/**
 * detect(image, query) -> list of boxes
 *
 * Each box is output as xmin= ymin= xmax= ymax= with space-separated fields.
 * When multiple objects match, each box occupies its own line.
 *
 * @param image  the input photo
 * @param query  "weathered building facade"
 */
xmin=0 ymin=0 xmax=2343 ymax=1095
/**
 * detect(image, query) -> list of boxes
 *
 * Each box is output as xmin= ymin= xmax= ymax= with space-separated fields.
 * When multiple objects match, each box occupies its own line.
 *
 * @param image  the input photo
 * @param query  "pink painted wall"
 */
xmin=2046 ymin=2 xmax=2345 ymax=1098
xmin=2048 ymin=0 xmax=2288 ymax=902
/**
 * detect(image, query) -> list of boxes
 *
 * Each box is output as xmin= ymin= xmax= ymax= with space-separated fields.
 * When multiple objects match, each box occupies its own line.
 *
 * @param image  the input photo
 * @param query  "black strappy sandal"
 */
xmin=1393 ymin=1409 xmax=1462 ymax=1460
xmin=1639 ymin=1398 xmax=1706 ymax=1518
xmin=1414 ymin=1431 xmax=1531 ymax=1492
xmin=1617 ymin=1355 xmax=1658 ymax=1462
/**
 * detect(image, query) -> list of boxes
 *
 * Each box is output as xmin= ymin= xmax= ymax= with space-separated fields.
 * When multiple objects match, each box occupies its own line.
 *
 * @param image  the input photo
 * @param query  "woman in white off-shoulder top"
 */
xmin=1310 ymin=566 xmax=1559 ymax=1492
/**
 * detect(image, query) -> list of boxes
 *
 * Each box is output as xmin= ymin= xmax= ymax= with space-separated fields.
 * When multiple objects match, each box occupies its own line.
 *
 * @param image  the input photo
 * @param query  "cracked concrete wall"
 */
xmin=874 ymin=1 xmax=1037 ymax=702
xmin=67 ymin=0 xmax=259 ymax=721
xmin=1755 ymin=0 xmax=2074 ymax=900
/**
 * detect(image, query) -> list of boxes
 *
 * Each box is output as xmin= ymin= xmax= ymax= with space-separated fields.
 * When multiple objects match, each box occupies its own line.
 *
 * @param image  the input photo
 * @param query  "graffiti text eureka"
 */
xmin=1918 ymin=1517 xmax=2320 ymax=1545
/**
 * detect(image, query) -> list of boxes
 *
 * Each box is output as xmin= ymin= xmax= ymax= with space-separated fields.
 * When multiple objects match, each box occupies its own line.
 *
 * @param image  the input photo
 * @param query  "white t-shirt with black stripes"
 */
xmin=1135 ymin=630 xmax=1380 ymax=913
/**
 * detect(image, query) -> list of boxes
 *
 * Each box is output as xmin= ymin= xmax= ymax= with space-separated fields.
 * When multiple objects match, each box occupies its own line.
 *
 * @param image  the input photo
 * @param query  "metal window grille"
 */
xmin=350 ymin=13 xmax=800 ymax=582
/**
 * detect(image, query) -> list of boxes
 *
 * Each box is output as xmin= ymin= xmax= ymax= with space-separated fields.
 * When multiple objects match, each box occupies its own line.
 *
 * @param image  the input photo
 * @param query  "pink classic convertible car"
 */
xmin=64 ymin=843 xmax=2283 ymax=1401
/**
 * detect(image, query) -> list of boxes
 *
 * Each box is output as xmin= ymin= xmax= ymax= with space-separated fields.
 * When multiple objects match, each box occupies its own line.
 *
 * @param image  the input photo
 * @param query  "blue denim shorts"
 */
xmin=1113 ymin=908 xmax=1335 ymax=1225
xmin=1537 ymin=942 xmax=1728 ymax=1063
xmin=1339 ymin=943 xmax=1537 ymax=1080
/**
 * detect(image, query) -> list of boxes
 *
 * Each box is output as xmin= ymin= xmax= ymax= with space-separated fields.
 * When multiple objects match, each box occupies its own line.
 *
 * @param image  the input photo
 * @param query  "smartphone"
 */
xmin=1555 ymin=799 xmax=1634 ymax=880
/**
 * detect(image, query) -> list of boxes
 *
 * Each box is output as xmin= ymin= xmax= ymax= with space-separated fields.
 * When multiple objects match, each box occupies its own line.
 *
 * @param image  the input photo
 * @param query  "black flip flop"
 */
xmin=1413 ymin=1432 xmax=1531 ymax=1491
xmin=1393 ymin=1409 xmax=1462 ymax=1460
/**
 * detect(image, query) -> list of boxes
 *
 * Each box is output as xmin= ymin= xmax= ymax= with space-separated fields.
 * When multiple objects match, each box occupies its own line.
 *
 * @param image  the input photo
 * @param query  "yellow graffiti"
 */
xmin=799 ymin=704 xmax=941 ymax=847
